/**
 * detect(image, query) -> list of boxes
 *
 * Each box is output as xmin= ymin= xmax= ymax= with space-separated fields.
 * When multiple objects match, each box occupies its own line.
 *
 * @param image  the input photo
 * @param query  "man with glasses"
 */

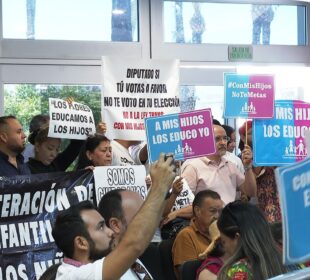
xmin=181 ymin=124 xmax=256 ymax=205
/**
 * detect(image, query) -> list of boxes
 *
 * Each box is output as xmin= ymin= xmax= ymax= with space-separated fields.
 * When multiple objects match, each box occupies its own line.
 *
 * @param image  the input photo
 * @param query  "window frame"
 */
xmin=0 ymin=0 xmax=151 ymax=60
xmin=150 ymin=0 xmax=310 ymax=63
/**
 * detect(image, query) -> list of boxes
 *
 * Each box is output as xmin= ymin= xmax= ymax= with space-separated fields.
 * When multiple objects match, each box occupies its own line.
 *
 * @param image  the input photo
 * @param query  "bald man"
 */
xmin=181 ymin=125 xmax=256 ymax=204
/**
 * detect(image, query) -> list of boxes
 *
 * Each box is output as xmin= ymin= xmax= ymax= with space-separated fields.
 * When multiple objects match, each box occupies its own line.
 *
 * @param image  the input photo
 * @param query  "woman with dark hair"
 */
xmin=238 ymin=120 xmax=281 ymax=222
xmin=217 ymin=201 xmax=286 ymax=280
xmin=27 ymin=125 xmax=83 ymax=174
xmin=76 ymin=134 xmax=112 ymax=169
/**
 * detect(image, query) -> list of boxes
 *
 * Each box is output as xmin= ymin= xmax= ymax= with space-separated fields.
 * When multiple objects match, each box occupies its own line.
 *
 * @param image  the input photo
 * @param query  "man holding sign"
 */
xmin=181 ymin=124 xmax=256 ymax=205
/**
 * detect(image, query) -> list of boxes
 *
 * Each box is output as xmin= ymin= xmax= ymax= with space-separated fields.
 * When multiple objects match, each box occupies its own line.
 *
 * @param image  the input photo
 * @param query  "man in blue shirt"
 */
xmin=0 ymin=115 xmax=31 ymax=176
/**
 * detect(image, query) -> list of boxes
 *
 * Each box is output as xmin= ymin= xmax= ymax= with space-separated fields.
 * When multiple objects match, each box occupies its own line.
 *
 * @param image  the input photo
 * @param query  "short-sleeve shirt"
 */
xmin=55 ymin=258 xmax=149 ymax=280
xmin=111 ymin=140 xmax=136 ymax=166
xmin=172 ymin=219 xmax=210 ymax=267
xmin=196 ymin=256 xmax=223 ymax=279
xmin=181 ymin=157 xmax=244 ymax=205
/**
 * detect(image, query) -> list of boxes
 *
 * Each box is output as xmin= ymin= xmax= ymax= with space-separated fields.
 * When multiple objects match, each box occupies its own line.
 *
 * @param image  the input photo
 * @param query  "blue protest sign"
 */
xmin=253 ymin=100 xmax=310 ymax=166
xmin=224 ymin=73 xmax=274 ymax=118
xmin=275 ymin=157 xmax=310 ymax=264
xmin=144 ymin=109 xmax=215 ymax=163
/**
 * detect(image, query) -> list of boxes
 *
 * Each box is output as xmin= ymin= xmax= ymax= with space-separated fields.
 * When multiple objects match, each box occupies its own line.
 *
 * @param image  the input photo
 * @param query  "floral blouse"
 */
xmin=227 ymin=258 xmax=253 ymax=280
xmin=255 ymin=167 xmax=281 ymax=223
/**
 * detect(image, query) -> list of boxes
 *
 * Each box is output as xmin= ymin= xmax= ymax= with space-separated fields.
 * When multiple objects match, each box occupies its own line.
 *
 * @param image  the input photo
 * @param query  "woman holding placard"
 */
xmin=27 ymin=125 xmax=83 ymax=174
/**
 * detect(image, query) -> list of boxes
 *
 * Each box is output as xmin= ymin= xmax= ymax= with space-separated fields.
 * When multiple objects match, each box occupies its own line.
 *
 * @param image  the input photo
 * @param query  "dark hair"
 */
xmin=98 ymin=189 xmax=125 ymax=226
xmin=0 ymin=115 xmax=17 ymax=131
xmin=208 ymin=239 xmax=225 ymax=258
xmin=222 ymin=125 xmax=235 ymax=138
xmin=52 ymin=201 xmax=96 ymax=258
xmin=193 ymin=190 xmax=221 ymax=215
xmin=270 ymin=222 xmax=282 ymax=246
xmin=29 ymin=114 xmax=49 ymax=133
xmin=28 ymin=125 xmax=51 ymax=145
xmin=39 ymin=263 xmax=61 ymax=280
xmin=217 ymin=201 xmax=286 ymax=280
xmin=76 ymin=134 xmax=110 ymax=169
xmin=212 ymin=119 xmax=221 ymax=125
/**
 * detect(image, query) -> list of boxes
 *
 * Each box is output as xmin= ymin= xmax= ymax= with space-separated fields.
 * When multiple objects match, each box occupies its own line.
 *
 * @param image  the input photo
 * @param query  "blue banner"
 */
xmin=253 ymin=100 xmax=310 ymax=166
xmin=275 ymin=157 xmax=310 ymax=264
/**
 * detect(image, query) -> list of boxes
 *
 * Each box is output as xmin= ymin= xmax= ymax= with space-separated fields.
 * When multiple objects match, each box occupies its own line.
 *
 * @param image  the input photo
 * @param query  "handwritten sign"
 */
xmin=93 ymin=166 xmax=147 ymax=205
xmin=48 ymin=98 xmax=95 ymax=140
xmin=102 ymin=57 xmax=180 ymax=140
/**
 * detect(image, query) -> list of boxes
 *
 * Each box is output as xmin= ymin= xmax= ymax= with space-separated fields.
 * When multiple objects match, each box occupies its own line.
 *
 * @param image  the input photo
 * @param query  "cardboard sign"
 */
xmin=145 ymin=109 xmax=215 ymax=163
xmin=275 ymin=157 xmax=310 ymax=264
xmin=102 ymin=57 xmax=180 ymax=140
xmin=224 ymin=73 xmax=274 ymax=118
xmin=93 ymin=165 xmax=148 ymax=205
xmin=49 ymin=98 xmax=96 ymax=140
xmin=253 ymin=100 xmax=310 ymax=166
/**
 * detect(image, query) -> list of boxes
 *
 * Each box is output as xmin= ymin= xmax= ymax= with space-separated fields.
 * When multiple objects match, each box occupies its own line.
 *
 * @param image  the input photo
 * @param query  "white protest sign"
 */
xmin=48 ymin=98 xmax=96 ymax=140
xmin=102 ymin=57 xmax=180 ymax=140
xmin=93 ymin=165 xmax=147 ymax=205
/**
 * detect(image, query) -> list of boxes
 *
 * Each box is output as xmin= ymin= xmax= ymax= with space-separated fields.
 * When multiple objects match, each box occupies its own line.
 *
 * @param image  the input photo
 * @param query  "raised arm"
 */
xmin=102 ymin=153 xmax=176 ymax=280
xmin=241 ymin=144 xmax=257 ymax=198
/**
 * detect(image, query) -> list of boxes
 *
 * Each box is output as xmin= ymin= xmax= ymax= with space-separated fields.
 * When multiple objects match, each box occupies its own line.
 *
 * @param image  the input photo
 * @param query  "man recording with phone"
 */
xmin=52 ymin=153 xmax=176 ymax=280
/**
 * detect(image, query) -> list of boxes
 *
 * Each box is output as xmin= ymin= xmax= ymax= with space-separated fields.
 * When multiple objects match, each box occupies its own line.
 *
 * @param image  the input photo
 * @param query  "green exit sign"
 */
xmin=228 ymin=45 xmax=253 ymax=61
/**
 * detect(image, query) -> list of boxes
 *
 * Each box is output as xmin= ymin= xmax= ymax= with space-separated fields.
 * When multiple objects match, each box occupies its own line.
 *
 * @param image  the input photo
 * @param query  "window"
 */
xmin=180 ymin=85 xmax=224 ymax=124
xmin=237 ymin=66 xmax=310 ymax=102
xmin=163 ymin=1 xmax=306 ymax=45
xmin=2 ymin=0 xmax=138 ymax=41
xmin=4 ymin=84 xmax=101 ymax=133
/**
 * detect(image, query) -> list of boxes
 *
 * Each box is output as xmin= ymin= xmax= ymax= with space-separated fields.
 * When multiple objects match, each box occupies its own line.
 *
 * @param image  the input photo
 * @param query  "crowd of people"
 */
xmin=0 ymin=113 xmax=309 ymax=280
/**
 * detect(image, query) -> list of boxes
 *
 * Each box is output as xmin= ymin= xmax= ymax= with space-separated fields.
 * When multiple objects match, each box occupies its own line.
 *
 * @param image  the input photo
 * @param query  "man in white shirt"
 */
xmin=52 ymin=154 xmax=176 ymax=280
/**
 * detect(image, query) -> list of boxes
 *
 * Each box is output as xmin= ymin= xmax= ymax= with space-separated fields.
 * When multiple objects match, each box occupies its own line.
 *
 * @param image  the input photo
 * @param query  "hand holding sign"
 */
xmin=242 ymin=144 xmax=253 ymax=168
xmin=48 ymin=98 xmax=96 ymax=140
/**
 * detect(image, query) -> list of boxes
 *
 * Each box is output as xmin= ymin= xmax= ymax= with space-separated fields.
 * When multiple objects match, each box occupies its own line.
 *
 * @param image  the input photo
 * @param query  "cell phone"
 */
xmin=164 ymin=153 xmax=177 ymax=173
xmin=164 ymin=153 xmax=174 ymax=162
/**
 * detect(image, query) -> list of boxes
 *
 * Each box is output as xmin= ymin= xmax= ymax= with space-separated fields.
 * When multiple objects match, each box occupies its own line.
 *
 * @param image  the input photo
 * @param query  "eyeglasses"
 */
xmin=215 ymin=136 xmax=230 ymax=143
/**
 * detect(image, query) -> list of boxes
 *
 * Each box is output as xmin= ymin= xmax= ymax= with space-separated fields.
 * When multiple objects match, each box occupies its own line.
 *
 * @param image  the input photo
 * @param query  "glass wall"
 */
xmin=163 ymin=1 xmax=306 ymax=45
xmin=2 ymin=0 xmax=139 ymax=41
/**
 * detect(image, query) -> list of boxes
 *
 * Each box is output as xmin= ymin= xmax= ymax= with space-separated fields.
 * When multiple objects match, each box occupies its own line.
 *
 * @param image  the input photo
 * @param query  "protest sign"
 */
xmin=224 ymin=73 xmax=274 ymax=118
xmin=93 ymin=165 xmax=148 ymax=205
xmin=49 ymin=98 xmax=96 ymax=140
xmin=170 ymin=180 xmax=194 ymax=212
xmin=102 ymin=57 xmax=180 ymax=140
xmin=253 ymin=100 xmax=310 ymax=166
xmin=275 ymin=157 xmax=310 ymax=264
xmin=0 ymin=170 xmax=94 ymax=280
xmin=145 ymin=109 xmax=215 ymax=163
